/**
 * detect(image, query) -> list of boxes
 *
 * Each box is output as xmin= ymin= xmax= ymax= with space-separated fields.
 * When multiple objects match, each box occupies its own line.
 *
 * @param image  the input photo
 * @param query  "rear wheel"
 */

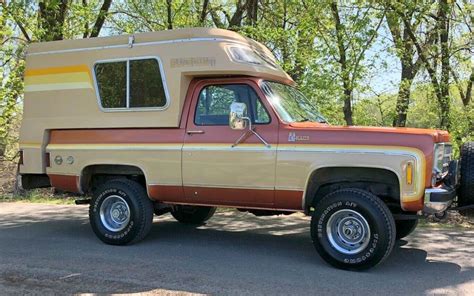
xmin=458 ymin=142 xmax=474 ymax=216
xmin=395 ymin=219 xmax=418 ymax=240
xmin=171 ymin=205 xmax=216 ymax=224
xmin=311 ymin=188 xmax=396 ymax=271
xmin=89 ymin=179 xmax=153 ymax=245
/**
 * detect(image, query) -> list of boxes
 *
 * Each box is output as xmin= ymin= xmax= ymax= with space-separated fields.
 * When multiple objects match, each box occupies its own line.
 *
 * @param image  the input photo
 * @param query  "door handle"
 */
xmin=187 ymin=130 xmax=205 ymax=135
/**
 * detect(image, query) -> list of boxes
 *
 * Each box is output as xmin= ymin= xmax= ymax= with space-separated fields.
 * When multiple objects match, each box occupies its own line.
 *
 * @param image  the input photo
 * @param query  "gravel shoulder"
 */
xmin=0 ymin=202 xmax=473 ymax=295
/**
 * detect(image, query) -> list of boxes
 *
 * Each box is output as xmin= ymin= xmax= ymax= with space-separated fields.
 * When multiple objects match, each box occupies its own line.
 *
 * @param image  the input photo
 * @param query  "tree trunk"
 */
xmin=166 ymin=0 xmax=173 ymax=30
xmin=38 ymin=0 xmax=69 ymax=41
xmin=393 ymin=62 xmax=415 ymax=127
xmin=464 ymin=69 xmax=474 ymax=106
xmin=289 ymin=29 xmax=311 ymax=83
xmin=247 ymin=0 xmax=258 ymax=26
xmin=89 ymin=0 xmax=113 ymax=38
xmin=229 ymin=0 xmax=246 ymax=28
xmin=199 ymin=0 xmax=209 ymax=25
xmin=82 ymin=0 xmax=89 ymax=38
xmin=438 ymin=0 xmax=451 ymax=129
xmin=331 ymin=1 xmax=353 ymax=125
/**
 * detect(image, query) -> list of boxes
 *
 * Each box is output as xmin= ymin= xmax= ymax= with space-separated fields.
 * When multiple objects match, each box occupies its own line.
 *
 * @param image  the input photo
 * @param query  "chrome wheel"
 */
xmin=326 ymin=209 xmax=371 ymax=255
xmin=99 ymin=195 xmax=131 ymax=232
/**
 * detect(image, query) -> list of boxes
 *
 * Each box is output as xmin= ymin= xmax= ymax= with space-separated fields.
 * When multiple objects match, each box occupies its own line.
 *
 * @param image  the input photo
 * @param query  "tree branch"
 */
xmin=90 ymin=0 xmax=113 ymax=38
xmin=349 ymin=9 xmax=386 ymax=89
xmin=1 ymin=2 xmax=31 ymax=42
xmin=199 ymin=0 xmax=209 ymax=25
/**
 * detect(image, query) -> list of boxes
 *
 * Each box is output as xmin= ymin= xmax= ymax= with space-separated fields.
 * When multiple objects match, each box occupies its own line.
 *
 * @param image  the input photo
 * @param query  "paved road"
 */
xmin=0 ymin=203 xmax=473 ymax=295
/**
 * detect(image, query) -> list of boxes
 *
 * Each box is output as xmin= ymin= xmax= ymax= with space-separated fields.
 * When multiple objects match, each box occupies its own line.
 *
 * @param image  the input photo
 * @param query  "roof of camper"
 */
xmin=27 ymin=28 xmax=268 ymax=55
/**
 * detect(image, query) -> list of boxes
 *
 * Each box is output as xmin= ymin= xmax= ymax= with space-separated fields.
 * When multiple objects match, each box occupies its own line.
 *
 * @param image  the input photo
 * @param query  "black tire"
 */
xmin=395 ymin=219 xmax=418 ymax=240
xmin=311 ymin=188 xmax=396 ymax=271
xmin=89 ymin=179 xmax=154 ymax=245
xmin=171 ymin=205 xmax=216 ymax=224
xmin=458 ymin=142 xmax=474 ymax=216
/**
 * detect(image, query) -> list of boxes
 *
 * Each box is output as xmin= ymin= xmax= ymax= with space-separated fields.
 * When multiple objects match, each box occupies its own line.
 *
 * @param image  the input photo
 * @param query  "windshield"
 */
xmin=261 ymin=81 xmax=327 ymax=123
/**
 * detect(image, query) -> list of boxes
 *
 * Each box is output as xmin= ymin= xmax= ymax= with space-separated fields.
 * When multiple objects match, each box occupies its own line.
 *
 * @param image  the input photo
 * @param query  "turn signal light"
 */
xmin=406 ymin=162 xmax=413 ymax=185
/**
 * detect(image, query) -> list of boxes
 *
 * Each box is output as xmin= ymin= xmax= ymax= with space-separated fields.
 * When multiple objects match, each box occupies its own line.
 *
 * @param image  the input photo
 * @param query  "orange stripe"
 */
xmin=25 ymin=65 xmax=90 ymax=77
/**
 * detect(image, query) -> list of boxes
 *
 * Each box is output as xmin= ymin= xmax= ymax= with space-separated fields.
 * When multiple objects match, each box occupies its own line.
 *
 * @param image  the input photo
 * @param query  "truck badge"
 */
xmin=288 ymin=132 xmax=296 ymax=142
xmin=288 ymin=132 xmax=309 ymax=142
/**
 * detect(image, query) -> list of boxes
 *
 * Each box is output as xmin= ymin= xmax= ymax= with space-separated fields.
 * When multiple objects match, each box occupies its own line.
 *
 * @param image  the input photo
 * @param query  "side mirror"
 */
xmin=229 ymin=102 xmax=248 ymax=130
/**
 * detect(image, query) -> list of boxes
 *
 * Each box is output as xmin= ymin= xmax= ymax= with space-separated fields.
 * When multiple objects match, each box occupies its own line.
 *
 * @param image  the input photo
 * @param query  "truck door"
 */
xmin=182 ymin=79 xmax=278 ymax=207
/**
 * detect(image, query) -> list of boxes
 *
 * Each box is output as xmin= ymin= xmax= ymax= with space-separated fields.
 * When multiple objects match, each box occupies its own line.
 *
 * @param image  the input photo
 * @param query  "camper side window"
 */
xmin=94 ymin=58 xmax=167 ymax=110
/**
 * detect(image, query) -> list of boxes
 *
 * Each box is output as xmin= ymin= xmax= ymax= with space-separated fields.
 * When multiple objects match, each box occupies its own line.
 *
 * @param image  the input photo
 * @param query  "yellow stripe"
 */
xmin=24 ymin=65 xmax=93 ymax=92
xmin=25 ymin=65 xmax=90 ymax=76
xmin=25 ymin=72 xmax=91 ymax=85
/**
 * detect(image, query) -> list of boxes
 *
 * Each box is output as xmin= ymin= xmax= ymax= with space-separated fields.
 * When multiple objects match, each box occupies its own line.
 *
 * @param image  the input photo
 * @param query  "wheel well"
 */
xmin=305 ymin=167 xmax=400 ymax=212
xmin=80 ymin=164 xmax=146 ymax=194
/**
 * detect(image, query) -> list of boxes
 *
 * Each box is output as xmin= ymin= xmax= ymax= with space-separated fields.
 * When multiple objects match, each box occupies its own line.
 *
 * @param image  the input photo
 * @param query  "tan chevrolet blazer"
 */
xmin=18 ymin=28 xmax=474 ymax=270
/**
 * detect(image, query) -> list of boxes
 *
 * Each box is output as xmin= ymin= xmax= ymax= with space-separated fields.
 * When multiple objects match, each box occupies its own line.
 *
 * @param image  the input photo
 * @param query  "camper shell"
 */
xmin=20 ymin=28 xmax=292 ymax=174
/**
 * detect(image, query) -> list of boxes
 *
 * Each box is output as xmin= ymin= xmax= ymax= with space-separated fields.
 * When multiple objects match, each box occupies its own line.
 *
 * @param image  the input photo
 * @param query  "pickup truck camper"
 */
xmin=19 ymin=28 xmax=474 ymax=270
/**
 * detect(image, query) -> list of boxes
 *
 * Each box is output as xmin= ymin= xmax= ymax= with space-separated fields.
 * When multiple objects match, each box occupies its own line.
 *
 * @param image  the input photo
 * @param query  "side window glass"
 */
xmin=195 ymin=84 xmax=270 ymax=126
xmin=95 ymin=58 xmax=167 ymax=110
xmin=129 ymin=59 xmax=167 ymax=108
xmin=95 ymin=61 xmax=127 ymax=108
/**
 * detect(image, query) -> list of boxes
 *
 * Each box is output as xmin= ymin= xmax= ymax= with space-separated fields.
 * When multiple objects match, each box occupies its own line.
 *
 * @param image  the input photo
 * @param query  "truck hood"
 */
xmin=288 ymin=122 xmax=450 ymax=143
xmin=283 ymin=122 xmax=450 ymax=166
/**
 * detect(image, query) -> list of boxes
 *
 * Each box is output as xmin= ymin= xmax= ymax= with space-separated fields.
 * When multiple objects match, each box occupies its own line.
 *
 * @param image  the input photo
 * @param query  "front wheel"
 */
xmin=89 ymin=179 xmax=154 ymax=245
xmin=311 ymin=189 xmax=396 ymax=271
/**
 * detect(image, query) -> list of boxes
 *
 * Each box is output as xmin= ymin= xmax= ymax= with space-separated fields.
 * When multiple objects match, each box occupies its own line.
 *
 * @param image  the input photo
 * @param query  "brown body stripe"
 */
xmin=49 ymin=174 xmax=79 ymax=193
xmin=149 ymin=185 xmax=303 ymax=210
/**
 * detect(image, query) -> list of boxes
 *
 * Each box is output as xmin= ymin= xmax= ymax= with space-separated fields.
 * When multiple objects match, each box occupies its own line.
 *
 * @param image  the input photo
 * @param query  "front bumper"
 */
xmin=423 ymin=160 xmax=459 ymax=214
xmin=423 ymin=186 xmax=457 ymax=214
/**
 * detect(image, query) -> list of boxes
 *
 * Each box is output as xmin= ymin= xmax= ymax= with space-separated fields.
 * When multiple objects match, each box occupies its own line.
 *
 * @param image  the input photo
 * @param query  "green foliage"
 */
xmin=0 ymin=0 xmax=473 ymax=159
xmin=353 ymin=93 xmax=397 ymax=127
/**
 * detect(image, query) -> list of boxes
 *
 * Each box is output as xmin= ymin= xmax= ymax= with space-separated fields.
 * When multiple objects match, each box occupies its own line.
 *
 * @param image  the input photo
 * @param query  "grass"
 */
xmin=0 ymin=189 xmax=76 ymax=205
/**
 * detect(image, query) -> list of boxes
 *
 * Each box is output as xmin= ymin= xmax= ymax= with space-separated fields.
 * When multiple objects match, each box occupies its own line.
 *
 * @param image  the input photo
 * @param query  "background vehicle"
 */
xmin=19 ymin=28 xmax=474 ymax=271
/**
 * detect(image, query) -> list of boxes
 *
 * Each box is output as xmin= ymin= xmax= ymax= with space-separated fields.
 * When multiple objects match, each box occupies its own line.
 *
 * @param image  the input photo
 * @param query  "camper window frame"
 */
xmin=93 ymin=56 xmax=170 ymax=112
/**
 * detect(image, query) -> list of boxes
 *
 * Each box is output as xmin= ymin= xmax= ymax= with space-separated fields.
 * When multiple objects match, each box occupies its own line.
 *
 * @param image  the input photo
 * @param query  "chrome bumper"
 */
xmin=423 ymin=160 xmax=459 ymax=214
xmin=423 ymin=187 xmax=456 ymax=214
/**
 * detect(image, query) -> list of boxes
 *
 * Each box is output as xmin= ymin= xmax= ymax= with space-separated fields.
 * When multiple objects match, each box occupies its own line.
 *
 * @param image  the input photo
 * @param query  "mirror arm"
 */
xmin=231 ymin=117 xmax=271 ymax=148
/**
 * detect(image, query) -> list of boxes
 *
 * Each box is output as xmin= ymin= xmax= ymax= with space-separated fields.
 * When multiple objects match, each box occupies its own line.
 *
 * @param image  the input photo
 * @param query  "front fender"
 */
xmin=275 ymin=144 xmax=426 ymax=211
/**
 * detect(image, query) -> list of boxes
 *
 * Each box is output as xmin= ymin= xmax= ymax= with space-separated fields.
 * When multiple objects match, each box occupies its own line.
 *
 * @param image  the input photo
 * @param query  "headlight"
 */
xmin=433 ymin=143 xmax=452 ymax=183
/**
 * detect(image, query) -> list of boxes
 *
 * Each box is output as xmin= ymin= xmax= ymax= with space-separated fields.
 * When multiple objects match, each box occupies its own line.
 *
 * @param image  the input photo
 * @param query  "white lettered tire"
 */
xmin=311 ymin=188 xmax=396 ymax=270
xmin=89 ymin=179 xmax=154 ymax=245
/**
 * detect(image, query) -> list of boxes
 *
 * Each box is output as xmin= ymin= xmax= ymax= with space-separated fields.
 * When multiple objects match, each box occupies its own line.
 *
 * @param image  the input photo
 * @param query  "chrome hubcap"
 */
xmin=326 ymin=209 xmax=371 ymax=255
xmin=100 ymin=195 xmax=131 ymax=232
